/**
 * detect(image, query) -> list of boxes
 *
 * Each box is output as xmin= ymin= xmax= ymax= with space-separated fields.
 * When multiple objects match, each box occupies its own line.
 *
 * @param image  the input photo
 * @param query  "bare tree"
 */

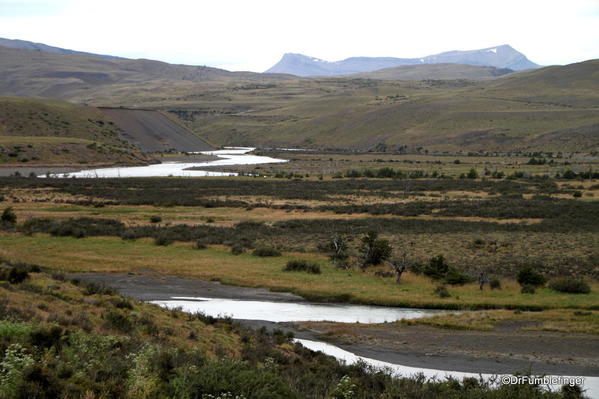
xmin=386 ymin=241 xmax=414 ymax=284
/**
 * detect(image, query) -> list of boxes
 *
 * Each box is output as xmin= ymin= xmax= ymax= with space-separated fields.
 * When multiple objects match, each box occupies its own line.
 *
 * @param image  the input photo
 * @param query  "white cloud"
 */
xmin=0 ymin=0 xmax=597 ymax=71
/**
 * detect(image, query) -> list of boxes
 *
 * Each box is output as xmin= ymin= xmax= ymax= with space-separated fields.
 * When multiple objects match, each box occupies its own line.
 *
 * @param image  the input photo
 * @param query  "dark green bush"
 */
xmin=149 ymin=215 xmax=162 ymax=223
xmin=104 ymin=310 xmax=133 ymax=333
xmin=423 ymin=255 xmax=449 ymax=279
xmin=252 ymin=247 xmax=281 ymax=257
xmin=548 ymin=277 xmax=591 ymax=294
xmin=434 ymin=285 xmax=451 ymax=298
xmin=521 ymin=284 xmax=536 ymax=294
xmin=0 ymin=266 xmax=30 ymax=284
xmin=231 ymin=245 xmax=244 ymax=255
xmin=154 ymin=234 xmax=173 ymax=246
xmin=79 ymin=281 xmax=117 ymax=296
xmin=1 ymin=206 xmax=17 ymax=224
xmin=358 ymin=231 xmax=392 ymax=267
xmin=516 ymin=267 xmax=546 ymax=287
xmin=489 ymin=278 xmax=501 ymax=290
xmin=194 ymin=241 xmax=207 ymax=250
xmin=444 ymin=267 xmax=471 ymax=285
xmin=284 ymin=260 xmax=321 ymax=274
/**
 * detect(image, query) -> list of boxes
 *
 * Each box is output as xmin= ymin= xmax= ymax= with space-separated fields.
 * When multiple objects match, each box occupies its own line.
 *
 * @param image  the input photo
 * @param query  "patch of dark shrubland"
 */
xmin=548 ymin=277 xmax=591 ymax=294
xmin=252 ymin=247 xmax=282 ymax=257
xmin=284 ymin=260 xmax=321 ymax=274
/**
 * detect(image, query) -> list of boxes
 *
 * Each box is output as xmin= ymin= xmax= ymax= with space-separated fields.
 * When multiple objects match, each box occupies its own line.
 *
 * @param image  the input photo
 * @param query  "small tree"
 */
xmin=466 ymin=168 xmax=479 ymax=179
xmin=516 ymin=267 xmax=546 ymax=287
xmin=423 ymin=255 xmax=449 ymax=279
xmin=386 ymin=241 xmax=414 ymax=284
xmin=358 ymin=231 xmax=392 ymax=268
xmin=386 ymin=259 xmax=406 ymax=284
xmin=329 ymin=235 xmax=349 ymax=267
xmin=1 ymin=207 xmax=16 ymax=224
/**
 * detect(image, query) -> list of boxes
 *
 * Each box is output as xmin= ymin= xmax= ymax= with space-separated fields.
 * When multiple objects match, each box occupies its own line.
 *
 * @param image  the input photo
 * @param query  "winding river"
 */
xmin=153 ymin=297 xmax=599 ymax=398
xmin=44 ymin=147 xmax=287 ymax=178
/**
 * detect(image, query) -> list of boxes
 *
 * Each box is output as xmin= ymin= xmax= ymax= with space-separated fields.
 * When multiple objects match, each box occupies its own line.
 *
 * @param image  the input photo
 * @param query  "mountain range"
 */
xmin=266 ymin=45 xmax=539 ymax=76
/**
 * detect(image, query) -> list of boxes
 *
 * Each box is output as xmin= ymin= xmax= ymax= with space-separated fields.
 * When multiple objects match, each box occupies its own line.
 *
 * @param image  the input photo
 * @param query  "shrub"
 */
xmin=0 ymin=267 xmax=29 ymax=284
xmin=149 ymin=215 xmax=162 ymax=223
xmin=7 ymin=268 xmax=29 ymax=284
xmin=80 ymin=281 xmax=116 ymax=296
xmin=466 ymin=168 xmax=479 ymax=179
xmin=252 ymin=247 xmax=281 ymax=257
xmin=194 ymin=241 xmax=207 ymax=250
xmin=423 ymin=255 xmax=449 ymax=279
xmin=548 ymin=277 xmax=591 ymax=294
xmin=521 ymin=284 xmax=536 ymax=294
xmin=154 ymin=235 xmax=173 ymax=246
xmin=284 ymin=260 xmax=321 ymax=274
xmin=489 ymin=278 xmax=501 ymax=290
xmin=434 ymin=285 xmax=450 ymax=298
xmin=444 ymin=267 xmax=471 ymax=285
xmin=120 ymin=229 xmax=137 ymax=240
xmin=1 ymin=207 xmax=16 ymax=224
xmin=231 ymin=245 xmax=244 ymax=255
xmin=358 ymin=231 xmax=392 ymax=267
xmin=104 ymin=310 xmax=133 ymax=333
xmin=516 ymin=267 xmax=546 ymax=287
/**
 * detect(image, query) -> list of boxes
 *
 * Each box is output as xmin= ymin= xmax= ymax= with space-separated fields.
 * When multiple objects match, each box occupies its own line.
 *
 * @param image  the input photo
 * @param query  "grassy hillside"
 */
xmin=0 ymin=261 xmax=579 ymax=398
xmin=0 ymin=97 xmax=150 ymax=165
xmin=349 ymin=63 xmax=514 ymax=80
xmin=1 ymin=44 xmax=597 ymax=152
xmin=167 ymin=60 xmax=599 ymax=152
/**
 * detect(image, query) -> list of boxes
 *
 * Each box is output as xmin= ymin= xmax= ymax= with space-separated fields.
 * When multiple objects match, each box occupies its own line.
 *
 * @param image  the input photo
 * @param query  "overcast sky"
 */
xmin=1 ymin=0 xmax=598 ymax=71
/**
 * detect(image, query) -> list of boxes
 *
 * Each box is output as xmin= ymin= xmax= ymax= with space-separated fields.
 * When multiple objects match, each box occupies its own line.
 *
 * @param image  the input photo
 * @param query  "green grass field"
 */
xmin=1 ymin=233 xmax=597 ymax=311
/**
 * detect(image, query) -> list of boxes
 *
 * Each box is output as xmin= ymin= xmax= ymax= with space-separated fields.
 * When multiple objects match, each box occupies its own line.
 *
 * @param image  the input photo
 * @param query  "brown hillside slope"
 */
xmin=0 ymin=96 xmax=150 ymax=165
xmin=100 ymin=108 xmax=214 ymax=152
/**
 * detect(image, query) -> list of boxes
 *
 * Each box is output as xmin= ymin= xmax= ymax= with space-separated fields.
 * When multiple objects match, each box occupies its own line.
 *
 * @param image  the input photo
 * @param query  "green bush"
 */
xmin=0 ymin=267 xmax=30 ymax=284
xmin=444 ymin=267 xmax=471 ymax=285
xmin=284 ymin=260 xmax=321 ymax=274
xmin=423 ymin=255 xmax=449 ymax=280
xmin=1 ymin=207 xmax=17 ymax=224
xmin=434 ymin=285 xmax=451 ymax=298
xmin=521 ymin=284 xmax=536 ymax=294
xmin=231 ymin=245 xmax=244 ymax=255
xmin=516 ymin=267 xmax=546 ymax=287
xmin=154 ymin=235 xmax=173 ymax=246
xmin=489 ymin=278 xmax=501 ymax=290
xmin=358 ymin=231 xmax=392 ymax=267
xmin=104 ymin=311 xmax=133 ymax=333
xmin=252 ymin=247 xmax=281 ymax=257
xmin=548 ymin=277 xmax=591 ymax=294
xmin=149 ymin=215 xmax=162 ymax=223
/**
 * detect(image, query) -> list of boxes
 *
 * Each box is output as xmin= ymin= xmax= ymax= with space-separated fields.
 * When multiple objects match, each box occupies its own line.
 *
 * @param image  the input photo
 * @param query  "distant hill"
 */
xmin=0 ymin=37 xmax=121 ymax=59
xmin=189 ymin=59 xmax=599 ymax=153
xmin=349 ymin=63 xmax=514 ymax=80
xmin=266 ymin=45 xmax=539 ymax=76
xmin=0 ymin=45 xmax=293 ymax=100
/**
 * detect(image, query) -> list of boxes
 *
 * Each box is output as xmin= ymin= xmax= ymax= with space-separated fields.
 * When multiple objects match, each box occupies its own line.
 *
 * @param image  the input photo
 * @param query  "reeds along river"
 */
xmin=42 ymin=147 xmax=288 ymax=178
